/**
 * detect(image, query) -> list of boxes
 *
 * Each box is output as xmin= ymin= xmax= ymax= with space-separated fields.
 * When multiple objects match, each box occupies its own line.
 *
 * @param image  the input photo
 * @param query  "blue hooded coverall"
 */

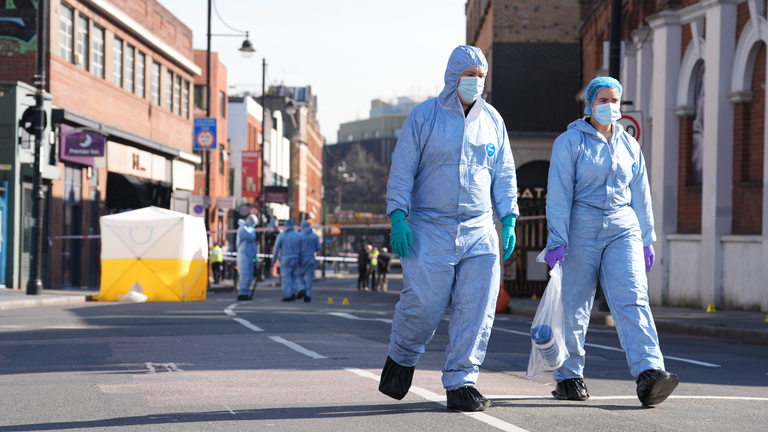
xmin=297 ymin=222 xmax=322 ymax=298
xmin=236 ymin=219 xmax=257 ymax=296
xmin=272 ymin=225 xmax=302 ymax=299
xmin=386 ymin=45 xmax=519 ymax=390
xmin=546 ymin=118 xmax=665 ymax=382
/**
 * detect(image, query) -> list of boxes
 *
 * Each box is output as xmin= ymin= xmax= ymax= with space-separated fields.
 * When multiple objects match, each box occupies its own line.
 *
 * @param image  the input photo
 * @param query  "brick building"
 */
xmin=0 ymin=0 xmax=200 ymax=289
xmin=465 ymin=0 xmax=582 ymax=294
xmin=192 ymin=50 xmax=230 ymax=242
xmin=580 ymin=0 xmax=768 ymax=312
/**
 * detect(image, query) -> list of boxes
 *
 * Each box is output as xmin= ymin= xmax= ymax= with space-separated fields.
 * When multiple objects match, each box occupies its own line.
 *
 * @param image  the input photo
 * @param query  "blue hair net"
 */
xmin=584 ymin=76 xmax=623 ymax=114
xmin=300 ymin=220 xmax=310 ymax=229
xmin=285 ymin=219 xmax=294 ymax=227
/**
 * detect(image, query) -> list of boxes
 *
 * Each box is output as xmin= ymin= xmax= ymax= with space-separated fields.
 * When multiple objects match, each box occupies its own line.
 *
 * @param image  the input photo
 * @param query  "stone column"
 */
xmin=646 ymin=10 xmax=682 ymax=306
xmin=632 ymin=27 xmax=654 ymax=179
xmin=700 ymin=0 xmax=738 ymax=309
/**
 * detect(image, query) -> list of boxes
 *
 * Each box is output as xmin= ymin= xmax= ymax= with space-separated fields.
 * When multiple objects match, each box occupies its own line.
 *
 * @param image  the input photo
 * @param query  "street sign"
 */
xmin=619 ymin=111 xmax=643 ymax=148
xmin=265 ymin=186 xmax=288 ymax=204
xmin=248 ymin=207 xmax=260 ymax=216
xmin=193 ymin=118 xmax=217 ymax=150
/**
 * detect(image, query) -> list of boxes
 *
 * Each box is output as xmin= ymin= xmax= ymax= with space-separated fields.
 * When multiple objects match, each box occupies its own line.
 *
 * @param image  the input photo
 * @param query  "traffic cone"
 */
xmin=706 ymin=304 xmax=717 ymax=313
xmin=328 ymin=298 xmax=334 ymax=304
xmin=342 ymin=298 xmax=350 ymax=305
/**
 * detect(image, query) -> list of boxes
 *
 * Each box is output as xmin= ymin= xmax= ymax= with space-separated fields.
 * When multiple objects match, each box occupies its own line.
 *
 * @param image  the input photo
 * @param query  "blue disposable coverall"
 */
xmin=546 ymin=118 xmax=664 ymax=382
xmin=385 ymin=45 xmax=519 ymax=390
xmin=272 ymin=226 xmax=302 ymax=298
xmin=236 ymin=220 xmax=257 ymax=296
xmin=297 ymin=224 xmax=322 ymax=298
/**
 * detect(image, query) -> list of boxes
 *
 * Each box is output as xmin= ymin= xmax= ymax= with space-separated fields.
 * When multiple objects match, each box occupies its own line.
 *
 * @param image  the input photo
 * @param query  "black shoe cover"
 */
xmin=303 ymin=296 xmax=311 ymax=302
xmin=636 ymin=369 xmax=679 ymax=406
xmin=296 ymin=290 xmax=305 ymax=299
xmin=446 ymin=386 xmax=491 ymax=411
xmin=281 ymin=295 xmax=296 ymax=302
xmin=552 ymin=378 xmax=590 ymax=401
xmin=378 ymin=356 xmax=415 ymax=400
xmin=236 ymin=295 xmax=251 ymax=301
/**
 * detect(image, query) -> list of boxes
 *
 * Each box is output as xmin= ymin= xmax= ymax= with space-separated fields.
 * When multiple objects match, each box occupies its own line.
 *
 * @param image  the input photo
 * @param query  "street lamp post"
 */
xmin=27 ymin=0 xmax=47 ymax=295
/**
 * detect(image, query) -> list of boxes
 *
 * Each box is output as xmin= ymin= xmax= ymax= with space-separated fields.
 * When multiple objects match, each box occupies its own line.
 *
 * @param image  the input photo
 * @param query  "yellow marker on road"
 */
xmin=328 ymin=298 xmax=334 ymax=304
xmin=706 ymin=304 xmax=717 ymax=313
xmin=342 ymin=298 xmax=350 ymax=305
xmin=764 ymin=313 xmax=768 ymax=323
xmin=532 ymin=294 xmax=538 ymax=300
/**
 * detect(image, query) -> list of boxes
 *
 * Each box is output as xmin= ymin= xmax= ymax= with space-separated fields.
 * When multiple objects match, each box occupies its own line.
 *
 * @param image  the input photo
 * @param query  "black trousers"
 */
xmin=357 ymin=265 xmax=368 ymax=290
xmin=212 ymin=262 xmax=223 ymax=283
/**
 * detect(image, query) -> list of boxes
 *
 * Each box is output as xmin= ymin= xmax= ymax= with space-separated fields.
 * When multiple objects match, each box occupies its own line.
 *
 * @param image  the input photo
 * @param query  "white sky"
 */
xmin=157 ymin=0 xmax=467 ymax=143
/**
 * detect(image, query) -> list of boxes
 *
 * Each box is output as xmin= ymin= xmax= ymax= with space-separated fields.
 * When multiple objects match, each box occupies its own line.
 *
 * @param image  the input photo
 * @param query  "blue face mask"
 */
xmin=457 ymin=76 xmax=484 ymax=103
xmin=593 ymin=102 xmax=621 ymax=125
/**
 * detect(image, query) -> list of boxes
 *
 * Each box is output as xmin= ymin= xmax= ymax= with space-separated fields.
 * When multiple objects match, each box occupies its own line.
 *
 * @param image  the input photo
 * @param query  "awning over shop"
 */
xmin=106 ymin=172 xmax=172 ymax=210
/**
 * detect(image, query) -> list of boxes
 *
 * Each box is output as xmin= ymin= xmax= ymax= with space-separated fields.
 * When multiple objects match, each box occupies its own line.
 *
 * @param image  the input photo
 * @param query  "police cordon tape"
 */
xmin=47 ymin=215 xmax=546 ymax=243
xmin=222 ymin=252 xmax=363 ymax=263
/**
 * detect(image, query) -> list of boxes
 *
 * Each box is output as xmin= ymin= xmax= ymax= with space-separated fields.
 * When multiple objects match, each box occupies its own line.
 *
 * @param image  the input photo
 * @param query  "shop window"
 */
xmin=91 ymin=25 xmax=104 ymax=78
xmin=59 ymin=3 xmax=74 ymax=62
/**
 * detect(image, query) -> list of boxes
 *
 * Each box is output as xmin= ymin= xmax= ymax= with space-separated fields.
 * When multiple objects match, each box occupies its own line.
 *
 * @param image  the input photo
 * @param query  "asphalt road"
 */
xmin=1 ymin=273 xmax=768 ymax=432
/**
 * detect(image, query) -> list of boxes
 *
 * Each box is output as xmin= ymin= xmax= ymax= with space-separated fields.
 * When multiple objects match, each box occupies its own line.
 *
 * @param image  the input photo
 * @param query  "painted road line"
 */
xmin=233 ymin=318 xmax=264 ymax=332
xmin=224 ymin=303 xmax=239 ymax=316
xmin=224 ymin=405 xmax=235 ymax=415
xmin=328 ymin=312 xmax=393 ymax=324
xmin=486 ymin=395 xmax=768 ymax=402
xmin=494 ymin=327 xmax=721 ymax=368
xmin=343 ymin=368 xmax=529 ymax=432
xmin=269 ymin=336 xmax=327 ymax=359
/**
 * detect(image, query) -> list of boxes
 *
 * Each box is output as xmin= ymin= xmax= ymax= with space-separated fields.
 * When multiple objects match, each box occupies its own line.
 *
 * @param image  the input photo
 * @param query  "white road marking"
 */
xmin=224 ymin=405 xmax=236 ymax=415
xmin=486 ymin=395 xmax=768 ymax=402
xmin=144 ymin=362 xmax=192 ymax=380
xmin=494 ymin=327 xmax=721 ymax=368
xmin=224 ymin=303 xmax=239 ymax=316
xmin=269 ymin=336 xmax=327 ymax=359
xmin=233 ymin=318 xmax=264 ymax=332
xmin=343 ymin=368 xmax=529 ymax=432
xmin=328 ymin=312 xmax=392 ymax=324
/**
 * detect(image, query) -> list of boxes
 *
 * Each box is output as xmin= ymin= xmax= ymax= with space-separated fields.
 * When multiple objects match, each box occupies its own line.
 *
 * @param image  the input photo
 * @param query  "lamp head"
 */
xmin=239 ymin=33 xmax=255 ymax=58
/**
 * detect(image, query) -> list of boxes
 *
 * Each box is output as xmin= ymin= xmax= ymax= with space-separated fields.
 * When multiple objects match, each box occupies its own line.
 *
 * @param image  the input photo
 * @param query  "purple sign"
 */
xmin=60 ymin=125 xmax=106 ymax=166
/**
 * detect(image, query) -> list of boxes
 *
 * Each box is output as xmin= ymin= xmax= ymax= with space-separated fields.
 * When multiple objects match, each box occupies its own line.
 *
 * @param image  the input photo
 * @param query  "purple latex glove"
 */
xmin=544 ymin=245 xmax=565 ymax=269
xmin=643 ymin=245 xmax=655 ymax=272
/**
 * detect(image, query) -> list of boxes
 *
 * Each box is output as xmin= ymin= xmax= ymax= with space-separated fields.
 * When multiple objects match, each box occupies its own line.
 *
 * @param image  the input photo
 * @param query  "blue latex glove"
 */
xmin=501 ymin=215 xmax=516 ymax=260
xmin=643 ymin=245 xmax=655 ymax=272
xmin=544 ymin=245 xmax=565 ymax=269
xmin=390 ymin=209 xmax=412 ymax=258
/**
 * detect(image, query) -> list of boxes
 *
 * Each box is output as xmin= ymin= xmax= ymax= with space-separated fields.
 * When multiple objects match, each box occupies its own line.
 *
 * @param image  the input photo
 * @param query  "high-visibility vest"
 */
xmin=210 ymin=246 xmax=224 ymax=263
xmin=369 ymin=249 xmax=379 ymax=267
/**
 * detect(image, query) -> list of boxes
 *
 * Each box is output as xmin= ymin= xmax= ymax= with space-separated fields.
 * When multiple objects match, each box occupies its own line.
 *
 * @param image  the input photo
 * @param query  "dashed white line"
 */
xmin=233 ymin=318 xmax=264 ymax=332
xmin=269 ymin=336 xmax=327 ymax=359
xmin=494 ymin=327 xmax=721 ymax=368
xmin=328 ymin=312 xmax=392 ymax=324
xmin=343 ymin=368 xmax=529 ymax=432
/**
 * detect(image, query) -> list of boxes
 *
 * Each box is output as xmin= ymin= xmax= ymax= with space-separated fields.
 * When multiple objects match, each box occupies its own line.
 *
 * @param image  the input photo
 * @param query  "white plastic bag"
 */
xmin=117 ymin=282 xmax=148 ymax=303
xmin=526 ymin=249 xmax=569 ymax=378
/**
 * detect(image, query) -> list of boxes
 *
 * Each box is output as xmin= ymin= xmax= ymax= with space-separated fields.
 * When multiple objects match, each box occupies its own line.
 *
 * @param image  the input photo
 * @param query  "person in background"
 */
xmin=368 ymin=245 xmax=380 ymax=291
xmin=296 ymin=220 xmax=322 ymax=302
xmin=543 ymin=76 xmax=678 ymax=406
xmin=272 ymin=219 xmax=302 ymax=301
xmin=377 ymin=247 xmax=392 ymax=292
xmin=235 ymin=215 xmax=259 ymax=301
xmin=357 ymin=244 xmax=371 ymax=291
xmin=209 ymin=242 xmax=224 ymax=284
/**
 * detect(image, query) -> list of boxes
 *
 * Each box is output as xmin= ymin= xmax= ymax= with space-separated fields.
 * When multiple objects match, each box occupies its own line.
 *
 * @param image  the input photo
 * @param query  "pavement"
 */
xmin=2 ymin=272 xmax=767 ymax=346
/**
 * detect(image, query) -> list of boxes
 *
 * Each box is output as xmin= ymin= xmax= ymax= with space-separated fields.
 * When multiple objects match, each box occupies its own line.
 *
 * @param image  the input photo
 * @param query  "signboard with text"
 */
xmin=241 ymin=151 xmax=260 ymax=198
xmin=193 ymin=118 xmax=217 ymax=150
xmin=264 ymin=186 xmax=288 ymax=204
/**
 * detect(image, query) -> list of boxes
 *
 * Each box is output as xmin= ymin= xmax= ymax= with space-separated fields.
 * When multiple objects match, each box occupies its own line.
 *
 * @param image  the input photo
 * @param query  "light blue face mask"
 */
xmin=457 ymin=76 xmax=485 ymax=103
xmin=593 ymin=102 xmax=622 ymax=125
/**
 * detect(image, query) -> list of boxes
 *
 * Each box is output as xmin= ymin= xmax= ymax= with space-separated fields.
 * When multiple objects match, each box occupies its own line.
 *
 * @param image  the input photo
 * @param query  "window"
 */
xmin=182 ymin=80 xmax=189 ymax=119
xmin=75 ymin=15 xmax=88 ymax=70
xmin=174 ymin=75 xmax=181 ymax=115
xmin=219 ymin=146 xmax=224 ymax=175
xmin=219 ymin=91 xmax=226 ymax=118
xmin=136 ymin=51 xmax=145 ymax=98
xmin=91 ymin=25 xmax=104 ymax=78
xmin=193 ymin=150 xmax=203 ymax=171
xmin=194 ymin=85 xmax=206 ymax=110
xmin=151 ymin=61 xmax=160 ymax=105
xmin=166 ymin=70 xmax=173 ymax=111
xmin=112 ymin=36 xmax=123 ymax=87
xmin=125 ymin=45 xmax=134 ymax=93
xmin=58 ymin=3 xmax=73 ymax=62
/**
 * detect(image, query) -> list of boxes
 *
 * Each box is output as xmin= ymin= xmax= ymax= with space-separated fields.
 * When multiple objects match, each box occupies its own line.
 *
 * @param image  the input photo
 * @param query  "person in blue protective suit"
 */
xmin=235 ymin=214 xmax=259 ymax=301
xmin=378 ymin=45 xmax=519 ymax=412
xmin=544 ymin=76 xmax=678 ymax=406
xmin=295 ymin=220 xmax=322 ymax=303
xmin=272 ymin=219 xmax=302 ymax=301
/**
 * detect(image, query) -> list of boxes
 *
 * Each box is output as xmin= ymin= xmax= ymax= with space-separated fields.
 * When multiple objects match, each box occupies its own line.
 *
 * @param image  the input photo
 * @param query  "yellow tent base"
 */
xmin=97 ymin=258 xmax=207 ymax=302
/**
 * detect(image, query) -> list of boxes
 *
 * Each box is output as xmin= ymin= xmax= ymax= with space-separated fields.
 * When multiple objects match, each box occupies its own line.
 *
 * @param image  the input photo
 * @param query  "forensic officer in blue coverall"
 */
xmin=378 ymin=45 xmax=519 ymax=412
xmin=272 ymin=219 xmax=302 ymax=301
xmin=544 ymin=76 xmax=678 ymax=406
xmin=296 ymin=220 xmax=321 ymax=303
xmin=235 ymin=214 xmax=258 ymax=301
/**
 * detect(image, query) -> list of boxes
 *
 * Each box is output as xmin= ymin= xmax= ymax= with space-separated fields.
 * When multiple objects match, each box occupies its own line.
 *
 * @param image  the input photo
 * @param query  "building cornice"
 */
xmin=82 ymin=0 xmax=201 ymax=76
xmin=646 ymin=9 xmax=681 ymax=30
